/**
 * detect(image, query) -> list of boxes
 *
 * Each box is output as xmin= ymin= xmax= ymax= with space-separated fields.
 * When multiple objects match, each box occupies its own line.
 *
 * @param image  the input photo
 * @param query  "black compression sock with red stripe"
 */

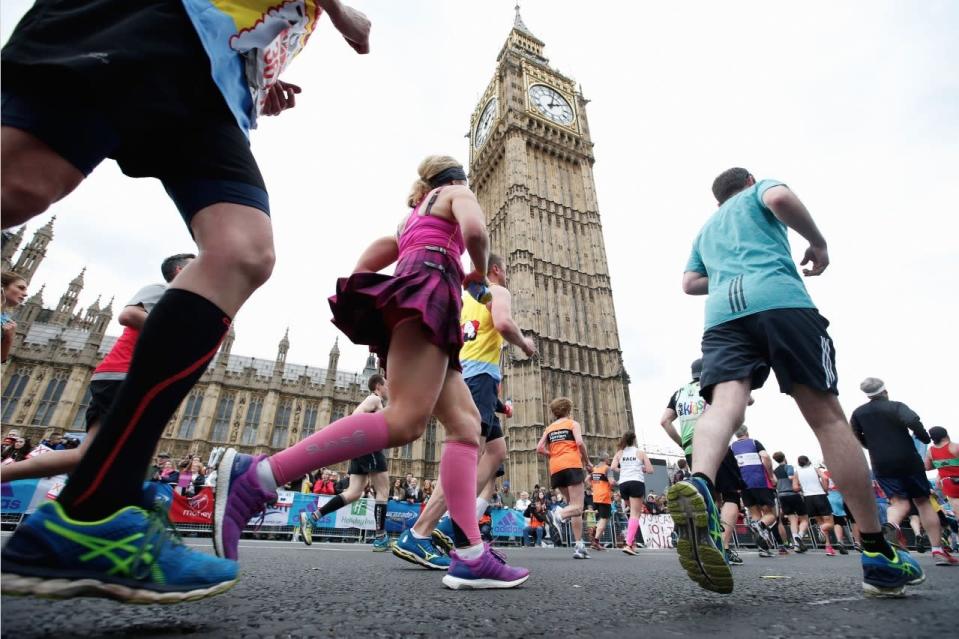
xmin=58 ymin=289 xmax=230 ymax=520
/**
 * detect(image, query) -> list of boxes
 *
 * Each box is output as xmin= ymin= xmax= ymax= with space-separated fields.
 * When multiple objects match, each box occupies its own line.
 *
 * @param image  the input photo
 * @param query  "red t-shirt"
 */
xmin=93 ymin=284 xmax=165 ymax=378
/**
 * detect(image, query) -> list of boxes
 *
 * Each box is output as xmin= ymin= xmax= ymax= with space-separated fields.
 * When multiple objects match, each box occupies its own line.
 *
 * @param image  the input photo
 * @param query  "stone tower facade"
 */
xmin=467 ymin=8 xmax=634 ymax=491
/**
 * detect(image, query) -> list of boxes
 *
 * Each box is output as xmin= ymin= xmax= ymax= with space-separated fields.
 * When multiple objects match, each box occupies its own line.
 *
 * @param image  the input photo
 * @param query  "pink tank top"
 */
xmin=397 ymin=188 xmax=465 ymax=261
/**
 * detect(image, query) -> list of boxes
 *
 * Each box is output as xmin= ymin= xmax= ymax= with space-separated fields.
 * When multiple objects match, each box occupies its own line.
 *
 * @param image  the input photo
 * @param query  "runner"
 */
xmin=1 ymin=271 xmax=27 ymax=363
xmin=772 ymin=452 xmax=810 ymax=552
xmin=672 ymin=168 xmax=918 ymax=596
xmin=926 ymin=426 xmax=959 ymax=517
xmin=0 ymin=254 xmax=192 ymax=484
xmin=0 ymin=0 xmax=372 ymax=602
xmin=852 ymin=378 xmax=956 ymax=565
xmin=730 ymin=426 xmax=778 ymax=556
xmin=298 ymin=374 xmax=391 ymax=551
xmin=611 ymin=432 xmax=653 ymax=556
xmin=823 ymin=466 xmax=850 ymax=554
xmin=213 ymin=156 xmax=529 ymax=590
xmin=661 ymin=358 xmax=746 ymax=567
xmin=795 ymin=456 xmax=837 ymax=556
xmin=537 ymin=397 xmax=592 ymax=559
xmin=589 ymin=453 xmax=614 ymax=551
xmin=392 ymin=252 xmax=535 ymax=568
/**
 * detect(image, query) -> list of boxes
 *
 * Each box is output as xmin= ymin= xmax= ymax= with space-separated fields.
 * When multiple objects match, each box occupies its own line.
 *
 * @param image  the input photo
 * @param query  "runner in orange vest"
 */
xmin=590 ymin=454 xmax=614 ymax=551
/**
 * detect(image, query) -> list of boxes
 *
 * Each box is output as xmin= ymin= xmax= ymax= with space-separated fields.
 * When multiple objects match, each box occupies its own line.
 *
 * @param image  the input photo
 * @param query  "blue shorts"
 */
xmin=465 ymin=373 xmax=503 ymax=442
xmin=876 ymin=472 xmax=930 ymax=500
xmin=2 ymin=81 xmax=269 ymax=225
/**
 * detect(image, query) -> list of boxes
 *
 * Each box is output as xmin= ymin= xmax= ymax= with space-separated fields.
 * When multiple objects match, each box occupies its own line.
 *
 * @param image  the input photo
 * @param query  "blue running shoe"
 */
xmin=391 ymin=529 xmax=450 ymax=570
xmin=372 ymin=533 xmax=390 ymax=552
xmin=862 ymin=546 xmax=925 ymax=597
xmin=1 ymin=501 xmax=237 ymax=603
xmin=667 ymin=478 xmax=733 ymax=594
xmin=431 ymin=516 xmax=454 ymax=553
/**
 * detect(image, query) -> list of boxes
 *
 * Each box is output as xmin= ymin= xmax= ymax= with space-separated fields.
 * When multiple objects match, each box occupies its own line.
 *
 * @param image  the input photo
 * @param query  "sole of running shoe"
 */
xmin=622 ymin=547 xmax=637 ymax=556
xmin=862 ymin=582 xmax=906 ymax=598
xmin=431 ymin=529 xmax=453 ymax=554
xmin=441 ymin=574 xmax=529 ymax=590
xmin=299 ymin=512 xmax=313 ymax=546
xmin=667 ymin=482 xmax=733 ymax=594
xmin=1 ymin=572 xmax=236 ymax=604
xmin=390 ymin=545 xmax=448 ymax=570
xmin=212 ymin=447 xmax=238 ymax=559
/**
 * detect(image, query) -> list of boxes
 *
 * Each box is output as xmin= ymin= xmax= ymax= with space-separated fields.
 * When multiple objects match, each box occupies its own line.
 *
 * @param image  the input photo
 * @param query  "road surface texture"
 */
xmin=1 ymin=537 xmax=953 ymax=638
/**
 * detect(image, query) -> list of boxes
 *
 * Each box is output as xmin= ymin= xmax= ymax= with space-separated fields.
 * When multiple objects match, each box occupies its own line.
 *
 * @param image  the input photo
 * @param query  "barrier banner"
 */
xmin=334 ymin=498 xmax=375 ymax=530
xmin=491 ymin=508 xmax=526 ymax=538
xmin=639 ymin=514 xmax=675 ymax=548
xmin=259 ymin=489 xmax=295 ymax=526
xmin=40 ymin=474 xmax=68 ymax=502
xmin=385 ymin=499 xmax=420 ymax=533
xmin=287 ymin=493 xmax=337 ymax=528
xmin=149 ymin=481 xmax=175 ymax=512
xmin=1 ymin=479 xmax=39 ymax=514
xmin=169 ymin=487 xmax=215 ymax=524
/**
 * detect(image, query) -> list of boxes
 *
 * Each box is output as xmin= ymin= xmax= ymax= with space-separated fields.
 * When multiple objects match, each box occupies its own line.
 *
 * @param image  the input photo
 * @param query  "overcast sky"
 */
xmin=3 ymin=1 xmax=957 ymax=464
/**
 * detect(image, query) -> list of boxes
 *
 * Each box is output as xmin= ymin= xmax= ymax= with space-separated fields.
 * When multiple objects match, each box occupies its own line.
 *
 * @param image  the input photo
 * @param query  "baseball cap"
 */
xmin=691 ymin=358 xmax=703 ymax=380
xmin=929 ymin=426 xmax=948 ymax=444
xmin=860 ymin=377 xmax=885 ymax=397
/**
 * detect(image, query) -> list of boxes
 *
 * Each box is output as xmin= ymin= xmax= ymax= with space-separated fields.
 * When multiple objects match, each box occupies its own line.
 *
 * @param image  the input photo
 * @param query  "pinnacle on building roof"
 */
xmin=87 ymin=295 xmax=101 ymax=312
xmin=279 ymin=327 xmax=290 ymax=349
xmin=513 ymin=3 xmax=532 ymax=35
xmin=104 ymin=296 xmax=115 ymax=311
xmin=330 ymin=336 xmax=340 ymax=355
xmin=70 ymin=267 xmax=86 ymax=288
xmin=27 ymin=284 xmax=45 ymax=304
xmin=36 ymin=215 xmax=56 ymax=237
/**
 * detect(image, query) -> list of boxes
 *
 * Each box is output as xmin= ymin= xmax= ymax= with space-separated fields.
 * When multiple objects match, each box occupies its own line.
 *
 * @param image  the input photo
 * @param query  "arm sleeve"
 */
xmin=755 ymin=179 xmax=787 ymax=211
xmin=666 ymin=392 xmax=678 ymax=411
xmin=899 ymin=403 xmax=930 ymax=444
xmin=685 ymin=241 xmax=706 ymax=275
xmin=126 ymin=284 xmax=166 ymax=312
xmin=754 ymin=440 xmax=766 ymax=453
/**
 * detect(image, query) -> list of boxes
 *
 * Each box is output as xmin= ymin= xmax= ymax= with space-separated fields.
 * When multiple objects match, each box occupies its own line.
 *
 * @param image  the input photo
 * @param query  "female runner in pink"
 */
xmin=212 ymin=155 xmax=529 ymax=589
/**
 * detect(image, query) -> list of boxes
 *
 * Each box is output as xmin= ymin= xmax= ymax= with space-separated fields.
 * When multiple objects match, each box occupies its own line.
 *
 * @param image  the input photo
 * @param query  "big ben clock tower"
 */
xmin=469 ymin=7 xmax=635 ymax=490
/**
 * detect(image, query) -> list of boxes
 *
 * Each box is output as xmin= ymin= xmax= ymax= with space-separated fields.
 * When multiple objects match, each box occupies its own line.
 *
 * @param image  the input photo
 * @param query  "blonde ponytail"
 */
xmin=406 ymin=155 xmax=463 ymax=208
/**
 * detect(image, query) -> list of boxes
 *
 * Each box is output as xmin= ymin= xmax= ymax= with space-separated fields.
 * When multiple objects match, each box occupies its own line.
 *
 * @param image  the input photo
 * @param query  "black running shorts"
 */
xmin=778 ymin=493 xmax=806 ymax=516
xmin=699 ymin=308 xmax=838 ymax=403
xmin=347 ymin=451 xmax=388 ymax=476
xmin=619 ymin=480 xmax=646 ymax=500
xmin=741 ymin=487 xmax=777 ymax=508
xmin=876 ymin=472 xmax=931 ymax=501
xmin=466 ymin=373 xmax=503 ymax=442
xmin=804 ymin=494 xmax=833 ymax=518
xmin=550 ymin=468 xmax=585 ymax=489
xmin=687 ymin=450 xmax=744 ymax=505
xmin=84 ymin=379 xmax=122 ymax=431
xmin=594 ymin=503 xmax=611 ymax=520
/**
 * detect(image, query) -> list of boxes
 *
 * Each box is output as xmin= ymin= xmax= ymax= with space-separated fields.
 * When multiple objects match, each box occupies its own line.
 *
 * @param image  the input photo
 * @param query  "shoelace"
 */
xmin=130 ymin=507 xmax=183 ymax=581
xmin=489 ymin=547 xmax=508 ymax=563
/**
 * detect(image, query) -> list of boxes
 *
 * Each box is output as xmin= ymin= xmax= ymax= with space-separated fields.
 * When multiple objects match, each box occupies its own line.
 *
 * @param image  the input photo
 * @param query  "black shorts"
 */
xmin=841 ymin=501 xmax=855 ymax=523
xmin=742 ymin=487 xmax=776 ymax=508
xmin=551 ymin=468 xmax=585 ymax=489
xmin=1 ymin=0 xmax=268 ymax=224
xmin=85 ymin=379 xmax=122 ymax=431
xmin=595 ymin=503 xmax=611 ymax=519
xmin=804 ymin=494 xmax=833 ymax=518
xmin=832 ymin=515 xmax=848 ymax=527
xmin=876 ymin=473 xmax=931 ymax=501
xmin=347 ymin=451 xmax=388 ymax=476
xmin=466 ymin=374 xmax=503 ymax=442
xmin=687 ymin=450 xmax=744 ymax=505
xmin=619 ymin=480 xmax=646 ymax=500
xmin=699 ymin=308 xmax=838 ymax=403
xmin=778 ymin=493 xmax=806 ymax=516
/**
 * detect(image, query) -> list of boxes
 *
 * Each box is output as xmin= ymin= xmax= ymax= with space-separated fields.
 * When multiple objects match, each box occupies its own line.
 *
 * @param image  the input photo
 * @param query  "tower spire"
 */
xmin=513 ymin=3 xmax=533 ymax=36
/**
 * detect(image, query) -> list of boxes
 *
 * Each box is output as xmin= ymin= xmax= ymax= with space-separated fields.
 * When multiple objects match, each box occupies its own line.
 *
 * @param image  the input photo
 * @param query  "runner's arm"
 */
xmin=611 ymin=450 xmax=622 ymax=472
xmin=449 ymin=186 xmax=489 ymax=281
xmin=572 ymin=421 xmax=591 ymax=470
xmin=850 ymin=414 xmax=867 ymax=447
xmin=536 ymin=431 xmax=550 ymax=457
xmin=682 ymin=271 xmax=709 ymax=295
xmin=791 ymin=472 xmax=801 ymax=494
xmin=659 ymin=408 xmax=682 ymax=448
xmin=761 ymin=185 xmax=829 ymax=277
xmin=318 ymin=0 xmax=371 ymax=54
xmin=490 ymin=285 xmax=535 ymax=356
xmin=925 ymin=451 xmax=933 ymax=471
xmin=118 ymin=304 xmax=148 ymax=330
xmin=640 ymin=451 xmax=654 ymax=475
xmin=353 ymin=236 xmax=399 ymax=273
xmin=899 ymin=403 xmax=930 ymax=444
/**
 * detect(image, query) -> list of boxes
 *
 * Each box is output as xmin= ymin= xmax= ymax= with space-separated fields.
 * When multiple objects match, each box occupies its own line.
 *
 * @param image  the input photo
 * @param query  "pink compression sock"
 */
xmin=268 ymin=412 xmax=389 ymax=486
xmin=626 ymin=517 xmax=640 ymax=547
xmin=440 ymin=440 xmax=481 ymax=546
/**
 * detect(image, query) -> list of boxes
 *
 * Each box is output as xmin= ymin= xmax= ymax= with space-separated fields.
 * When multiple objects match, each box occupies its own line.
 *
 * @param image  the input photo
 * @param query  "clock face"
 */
xmin=528 ymin=84 xmax=574 ymax=125
xmin=474 ymin=98 xmax=497 ymax=148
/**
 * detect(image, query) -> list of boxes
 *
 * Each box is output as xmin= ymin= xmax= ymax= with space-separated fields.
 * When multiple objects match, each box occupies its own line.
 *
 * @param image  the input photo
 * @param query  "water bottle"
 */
xmin=466 ymin=281 xmax=493 ymax=304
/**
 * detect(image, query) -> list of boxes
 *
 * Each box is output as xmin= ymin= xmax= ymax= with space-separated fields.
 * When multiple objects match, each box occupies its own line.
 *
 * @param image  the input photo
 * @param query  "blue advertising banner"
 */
xmin=385 ymin=499 xmax=420 ymax=533
xmin=0 ymin=479 xmax=39 ymax=514
xmin=490 ymin=508 xmax=526 ymax=538
xmin=287 ymin=493 xmax=337 ymax=528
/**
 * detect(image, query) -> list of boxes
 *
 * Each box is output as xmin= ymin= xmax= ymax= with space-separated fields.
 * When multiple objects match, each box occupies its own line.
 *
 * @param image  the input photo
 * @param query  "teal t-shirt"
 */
xmin=686 ymin=179 xmax=816 ymax=330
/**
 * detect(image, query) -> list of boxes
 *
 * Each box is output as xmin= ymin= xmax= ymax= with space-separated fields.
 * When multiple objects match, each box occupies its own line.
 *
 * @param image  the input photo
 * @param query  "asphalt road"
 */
xmin=1 ymin=536 xmax=953 ymax=638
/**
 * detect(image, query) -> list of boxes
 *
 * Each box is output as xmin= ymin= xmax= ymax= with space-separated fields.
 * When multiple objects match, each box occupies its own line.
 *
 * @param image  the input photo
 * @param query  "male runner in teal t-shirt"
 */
xmin=668 ymin=167 xmax=922 ymax=598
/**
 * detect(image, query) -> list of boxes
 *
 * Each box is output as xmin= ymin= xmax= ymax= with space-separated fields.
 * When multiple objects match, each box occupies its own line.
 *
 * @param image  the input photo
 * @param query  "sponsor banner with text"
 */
xmin=639 ymin=514 xmax=675 ymax=549
xmin=491 ymin=508 xmax=526 ymax=537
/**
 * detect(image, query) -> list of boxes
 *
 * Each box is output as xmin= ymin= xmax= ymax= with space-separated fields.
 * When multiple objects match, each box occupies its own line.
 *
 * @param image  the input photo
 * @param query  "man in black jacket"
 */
xmin=851 ymin=378 xmax=955 ymax=564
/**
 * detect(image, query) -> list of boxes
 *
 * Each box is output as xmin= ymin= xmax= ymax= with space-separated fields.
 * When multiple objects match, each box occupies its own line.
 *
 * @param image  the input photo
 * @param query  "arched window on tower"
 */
xmin=2 ymin=367 xmax=31 ymax=423
xmin=241 ymin=396 xmax=264 ymax=445
xmin=271 ymin=398 xmax=293 ymax=448
xmin=32 ymin=371 xmax=68 ymax=426
xmin=177 ymin=392 xmax=204 ymax=439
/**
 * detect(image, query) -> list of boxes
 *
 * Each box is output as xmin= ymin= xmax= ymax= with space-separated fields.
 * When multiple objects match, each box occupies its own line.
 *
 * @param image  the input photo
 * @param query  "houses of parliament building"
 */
xmin=1 ymin=8 xmax=635 ymax=491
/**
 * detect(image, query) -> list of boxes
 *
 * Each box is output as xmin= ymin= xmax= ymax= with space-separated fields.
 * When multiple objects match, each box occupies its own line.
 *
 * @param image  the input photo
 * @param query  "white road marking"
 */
xmin=807 ymin=596 xmax=861 ymax=606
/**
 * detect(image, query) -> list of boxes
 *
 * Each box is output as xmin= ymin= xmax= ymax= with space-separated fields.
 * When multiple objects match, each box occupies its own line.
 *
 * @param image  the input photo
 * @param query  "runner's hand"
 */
xmin=462 ymin=269 xmax=488 ymax=289
xmin=800 ymin=244 xmax=829 ymax=276
xmin=261 ymin=81 xmax=302 ymax=116
xmin=521 ymin=336 xmax=537 ymax=357
xmin=331 ymin=5 xmax=371 ymax=54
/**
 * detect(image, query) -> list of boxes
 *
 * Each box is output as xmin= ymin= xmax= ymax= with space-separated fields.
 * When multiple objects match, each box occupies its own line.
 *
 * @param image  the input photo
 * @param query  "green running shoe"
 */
xmin=667 ymin=478 xmax=733 ymax=594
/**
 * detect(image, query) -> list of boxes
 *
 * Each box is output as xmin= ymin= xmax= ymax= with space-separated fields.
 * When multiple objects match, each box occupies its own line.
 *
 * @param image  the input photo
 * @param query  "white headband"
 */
xmin=865 ymin=384 xmax=886 ymax=397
